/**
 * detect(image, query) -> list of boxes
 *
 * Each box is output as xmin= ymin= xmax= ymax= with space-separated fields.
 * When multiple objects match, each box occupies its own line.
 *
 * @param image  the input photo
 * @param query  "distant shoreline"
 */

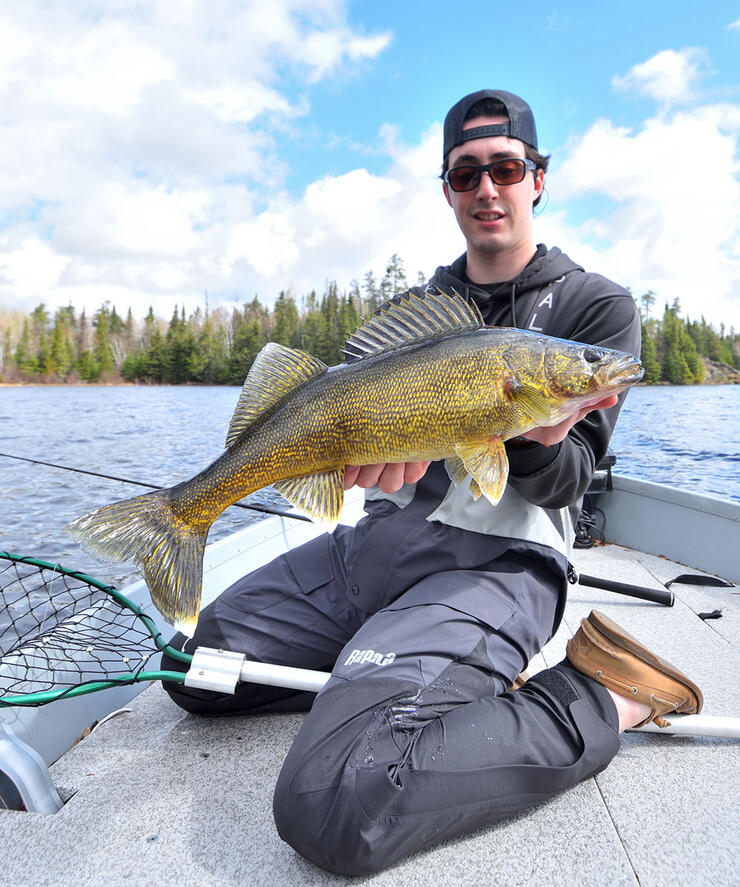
xmin=1 ymin=379 xmax=738 ymax=388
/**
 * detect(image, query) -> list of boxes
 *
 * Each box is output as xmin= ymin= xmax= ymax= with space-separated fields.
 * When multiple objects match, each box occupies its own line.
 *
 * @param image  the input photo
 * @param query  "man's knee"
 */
xmin=272 ymin=682 xmax=421 ymax=876
xmin=273 ymin=746 xmax=399 ymax=877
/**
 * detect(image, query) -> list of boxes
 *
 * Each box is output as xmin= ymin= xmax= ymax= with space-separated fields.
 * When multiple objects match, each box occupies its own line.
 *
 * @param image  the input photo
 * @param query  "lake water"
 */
xmin=1 ymin=383 xmax=739 ymax=593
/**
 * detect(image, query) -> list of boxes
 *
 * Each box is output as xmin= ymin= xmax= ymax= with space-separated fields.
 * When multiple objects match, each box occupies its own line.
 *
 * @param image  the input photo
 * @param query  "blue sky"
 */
xmin=1 ymin=1 xmax=738 ymax=330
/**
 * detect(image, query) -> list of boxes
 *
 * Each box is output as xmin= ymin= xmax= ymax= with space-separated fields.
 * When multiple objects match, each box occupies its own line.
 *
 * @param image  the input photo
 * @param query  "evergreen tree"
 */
xmin=639 ymin=324 xmax=661 ymax=384
xmin=164 ymin=304 xmax=196 ymax=383
xmin=301 ymin=290 xmax=324 ymax=356
xmin=50 ymin=310 xmax=73 ymax=379
xmin=228 ymin=318 xmax=263 ymax=385
xmin=639 ymin=290 xmax=656 ymax=323
xmin=145 ymin=327 xmax=166 ymax=382
xmin=15 ymin=319 xmax=37 ymax=376
xmin=363 ymin=270 xmax=379 ymax=316
xmin=271 ymin=291 xmax=301 ymax=348
xmin=381 ymin=254 xmax=408 ymax=300
xmin=93 ymin=306 xmax=116 ymax=380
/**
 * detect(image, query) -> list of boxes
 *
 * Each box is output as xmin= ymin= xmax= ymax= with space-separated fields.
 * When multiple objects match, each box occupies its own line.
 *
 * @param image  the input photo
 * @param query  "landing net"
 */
xmin=0 ymin=552 xmax=169 ymax=704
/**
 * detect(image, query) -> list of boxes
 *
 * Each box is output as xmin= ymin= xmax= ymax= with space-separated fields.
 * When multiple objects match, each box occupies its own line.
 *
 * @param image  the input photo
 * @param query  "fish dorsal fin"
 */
xmin=225 ymin=342 xmax=327 ymax=448
xmin=342 ymin=286 xmax=484 ymax=362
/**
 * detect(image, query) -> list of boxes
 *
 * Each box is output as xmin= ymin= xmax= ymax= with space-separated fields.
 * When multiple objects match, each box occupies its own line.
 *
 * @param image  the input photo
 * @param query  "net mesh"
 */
xmin=0 ymin=555 xmax=159 ymax=702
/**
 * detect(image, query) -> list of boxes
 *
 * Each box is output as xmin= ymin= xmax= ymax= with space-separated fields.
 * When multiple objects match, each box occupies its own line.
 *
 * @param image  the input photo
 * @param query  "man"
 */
xmin=162 ymin=89 xmax=702 ymax=876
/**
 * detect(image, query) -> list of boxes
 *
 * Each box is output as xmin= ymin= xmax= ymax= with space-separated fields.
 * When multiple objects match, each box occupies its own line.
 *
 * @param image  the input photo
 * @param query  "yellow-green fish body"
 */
xmin=67 ymin=289 xmax=643 ymax=633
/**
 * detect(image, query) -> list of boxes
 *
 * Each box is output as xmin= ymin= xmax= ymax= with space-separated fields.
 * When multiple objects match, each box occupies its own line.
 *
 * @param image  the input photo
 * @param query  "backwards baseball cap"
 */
xmin=443 ymin=89 xmax=538 ymax=159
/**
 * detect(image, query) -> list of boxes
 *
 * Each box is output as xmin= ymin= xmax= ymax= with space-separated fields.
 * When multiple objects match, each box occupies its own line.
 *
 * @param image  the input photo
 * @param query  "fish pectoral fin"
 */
xmin=505 ymin=381 xmax=552 ymax=427
xmin=274 ymin=469 xmax=344 ymax=530
xmin=454 ymin=439 xmax=509 ymax=506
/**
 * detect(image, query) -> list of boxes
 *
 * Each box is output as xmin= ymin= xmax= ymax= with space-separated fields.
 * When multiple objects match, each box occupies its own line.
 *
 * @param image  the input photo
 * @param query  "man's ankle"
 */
xmin=606 ymin=687 xmax=652 ymax=732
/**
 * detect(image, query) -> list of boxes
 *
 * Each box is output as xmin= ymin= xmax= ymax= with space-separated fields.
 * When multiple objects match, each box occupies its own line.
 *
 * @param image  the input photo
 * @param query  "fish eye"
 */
xmin=583 ymin=348 xmax=602 ymax=363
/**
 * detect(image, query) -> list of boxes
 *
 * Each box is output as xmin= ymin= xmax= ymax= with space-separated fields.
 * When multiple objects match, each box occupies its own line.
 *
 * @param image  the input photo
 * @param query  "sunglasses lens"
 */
xmin=447 ymin=166 xmax=479 ymax=192
xmin=492 ymin=159 xmax=525 ymax=184
xmin=447 ymin=159 xmax=527 ymax=191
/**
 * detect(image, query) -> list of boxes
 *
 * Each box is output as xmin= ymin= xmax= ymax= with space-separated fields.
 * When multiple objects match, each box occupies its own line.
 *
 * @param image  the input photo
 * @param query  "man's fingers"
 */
xmin=404 ymin=461 xmax=431 ymax=485
xmin=378 ymin=462 xmax=406 ymax=493
xmin=344 ymin=461 xmax=431 ymax=493
xmin=521 ymin=394 xmax=621 ymax=447
xmin=353 ymin=464 xmax=386 ymax=488
xmin=343 ymin=465 xmax=362 ymax=490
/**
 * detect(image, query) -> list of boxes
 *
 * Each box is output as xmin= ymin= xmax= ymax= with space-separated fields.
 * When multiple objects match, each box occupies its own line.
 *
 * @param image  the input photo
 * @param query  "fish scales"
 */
xmin=194 ymin=333 xmax=512 ymax=506
xmin=67 ymin=288 xmax=643 ymax=632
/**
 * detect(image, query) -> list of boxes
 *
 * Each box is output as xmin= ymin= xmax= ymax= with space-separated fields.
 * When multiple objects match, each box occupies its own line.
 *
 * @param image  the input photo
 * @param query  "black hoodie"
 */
xmin=427 ymin=245 xmax=641 ymax=515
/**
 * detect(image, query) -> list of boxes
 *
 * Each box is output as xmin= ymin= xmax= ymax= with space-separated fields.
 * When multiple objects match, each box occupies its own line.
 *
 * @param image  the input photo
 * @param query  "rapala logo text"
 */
xmin=344 ymin=649 xmax=396 ymax=667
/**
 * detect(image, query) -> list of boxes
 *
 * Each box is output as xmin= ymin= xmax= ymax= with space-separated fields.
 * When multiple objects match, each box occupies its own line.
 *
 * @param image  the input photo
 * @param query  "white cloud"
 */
xmin=543 ymin=102 xmax=740 ymax=328
xmin=1 ymin=10 xmax=737 ymax=339
xmin=0 ymin=1 xmax=396 ymax=320
xmin=0 ymin=239 xmax=68 ymax=297
xmin=728 ymin=18 xmax=740 ymax=30
xmin=302 ymin=29 xmax=392 ymax=82
xmin=222 ymin=124 xmax=461 ymax=295
xmin=612 ymin=48 xmax=711 ymax=105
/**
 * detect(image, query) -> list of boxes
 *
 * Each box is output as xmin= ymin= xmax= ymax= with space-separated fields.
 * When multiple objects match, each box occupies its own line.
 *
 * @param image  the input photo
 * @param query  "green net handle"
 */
xmin=0 ymin=671 xmax=186 ymax=707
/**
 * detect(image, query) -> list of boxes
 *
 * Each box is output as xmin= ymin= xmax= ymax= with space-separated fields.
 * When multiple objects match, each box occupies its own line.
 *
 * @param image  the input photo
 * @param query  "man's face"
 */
xmin=443 ymin=115 xmax=544 ymax=262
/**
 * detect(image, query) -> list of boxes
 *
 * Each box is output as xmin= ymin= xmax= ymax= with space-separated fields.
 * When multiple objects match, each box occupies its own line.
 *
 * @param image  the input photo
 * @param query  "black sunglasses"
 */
xmin=442 ymin=157 xmax=537 ymax=192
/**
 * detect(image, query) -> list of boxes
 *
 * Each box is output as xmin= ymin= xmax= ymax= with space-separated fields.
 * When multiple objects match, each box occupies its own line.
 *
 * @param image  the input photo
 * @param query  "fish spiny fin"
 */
xmin=226 ymin=342 xmax=328 ymax=448
xmin=274 ymin=469 xmax=345 ymax=530
xmin=66 ymin=491 xmax=207 ymax=636
xmin=454 ymin=439 xmax=510 ymax=506
xmin=342 ymin=286 xmax=484 ymax=362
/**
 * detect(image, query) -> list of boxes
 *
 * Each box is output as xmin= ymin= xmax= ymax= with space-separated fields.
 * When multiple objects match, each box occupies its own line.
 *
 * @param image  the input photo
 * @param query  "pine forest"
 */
xmin=1 ymin=256 xmax=738 ymax=386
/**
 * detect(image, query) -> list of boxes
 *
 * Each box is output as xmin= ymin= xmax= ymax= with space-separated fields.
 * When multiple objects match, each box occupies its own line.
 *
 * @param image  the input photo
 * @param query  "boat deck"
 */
xmin=2 ymin=540 xmax=738 ymax=886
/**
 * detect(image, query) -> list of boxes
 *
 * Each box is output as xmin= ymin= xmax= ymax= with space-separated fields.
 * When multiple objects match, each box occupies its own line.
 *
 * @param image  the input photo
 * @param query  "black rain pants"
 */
xmin=162 ymin=512 xmax=620 ymax=877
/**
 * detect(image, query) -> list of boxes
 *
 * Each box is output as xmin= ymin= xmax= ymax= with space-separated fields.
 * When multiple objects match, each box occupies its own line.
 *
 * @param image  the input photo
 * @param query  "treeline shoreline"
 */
xmin=2 ymin=256 xmax=738 ymax=386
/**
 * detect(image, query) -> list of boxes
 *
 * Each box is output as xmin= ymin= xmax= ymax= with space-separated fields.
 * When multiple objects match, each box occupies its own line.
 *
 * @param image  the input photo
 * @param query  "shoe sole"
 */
xmin=587 ymin=610 xmax=704 ymax=713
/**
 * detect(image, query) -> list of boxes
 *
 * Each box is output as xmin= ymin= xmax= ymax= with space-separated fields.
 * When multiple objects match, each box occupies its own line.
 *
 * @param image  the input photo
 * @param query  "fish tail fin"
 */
xmin=65 ymin=489 xmax=206 ymax=636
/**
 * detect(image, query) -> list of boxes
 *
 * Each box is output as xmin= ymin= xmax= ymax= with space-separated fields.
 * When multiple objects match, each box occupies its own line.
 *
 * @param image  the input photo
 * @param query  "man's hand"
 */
xmin=520 ymin=394 xmax=619 ymax=447
xmin=344 ymin=461 xmax=431 ymax=493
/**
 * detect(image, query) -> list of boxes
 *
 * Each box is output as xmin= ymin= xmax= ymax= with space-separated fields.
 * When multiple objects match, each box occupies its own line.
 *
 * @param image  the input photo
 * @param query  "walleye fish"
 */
xmin=67 ymin=287 xmax=643 ymax=633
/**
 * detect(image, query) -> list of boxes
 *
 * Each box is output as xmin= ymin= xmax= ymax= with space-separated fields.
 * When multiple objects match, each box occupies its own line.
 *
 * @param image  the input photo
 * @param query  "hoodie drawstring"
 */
xmin=510 ymin=282 xmax=518 ymax=329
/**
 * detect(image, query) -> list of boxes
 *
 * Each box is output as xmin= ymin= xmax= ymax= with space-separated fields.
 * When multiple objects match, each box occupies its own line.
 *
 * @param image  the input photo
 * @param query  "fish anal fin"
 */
xmin=342 ymin=286 xmax=484 ymax=362
xmin=274 ymin=469 xmax=344 ymax=530
xmin=454 ymin=439 xmax=509 ymax=506
xmin=226 ymin=343 xmax=327 ymax=448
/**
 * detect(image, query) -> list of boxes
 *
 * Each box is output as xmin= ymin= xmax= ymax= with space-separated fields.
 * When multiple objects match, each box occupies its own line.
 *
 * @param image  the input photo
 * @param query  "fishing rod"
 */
xmin=1 ymin=452 xmax=730 ymax=606
xmin=0 ymin=451 xmax=311 ymax=523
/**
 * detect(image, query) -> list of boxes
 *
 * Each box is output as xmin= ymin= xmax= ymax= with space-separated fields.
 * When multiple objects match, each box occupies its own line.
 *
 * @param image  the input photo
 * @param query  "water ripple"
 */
xmin=1 ymin=383 xmax=738 ymax=593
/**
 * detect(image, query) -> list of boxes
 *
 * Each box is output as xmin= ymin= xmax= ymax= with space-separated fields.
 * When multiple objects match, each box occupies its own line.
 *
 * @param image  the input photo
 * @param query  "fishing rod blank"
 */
xmin=0 ymin=451 xmax=311 ymax=522
xmin=1 ymin=452 xmax=729 ymax=604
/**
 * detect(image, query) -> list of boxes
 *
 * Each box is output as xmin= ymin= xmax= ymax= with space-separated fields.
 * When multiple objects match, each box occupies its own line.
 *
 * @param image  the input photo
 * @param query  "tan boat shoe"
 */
xmin=566 ymin=609 xmax=703 ymax=728
xmin=508 ymin=671 xmax=530 ymax=692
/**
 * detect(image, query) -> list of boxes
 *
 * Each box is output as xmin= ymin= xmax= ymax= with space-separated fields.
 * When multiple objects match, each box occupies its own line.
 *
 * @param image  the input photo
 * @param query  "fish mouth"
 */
xmin=597 ymin=354 xmax=644 ymax=389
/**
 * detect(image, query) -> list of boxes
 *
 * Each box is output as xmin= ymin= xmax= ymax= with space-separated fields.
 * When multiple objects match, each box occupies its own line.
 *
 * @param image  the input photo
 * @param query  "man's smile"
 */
xmin=472 ymin=209 xmax=505 ymax=222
